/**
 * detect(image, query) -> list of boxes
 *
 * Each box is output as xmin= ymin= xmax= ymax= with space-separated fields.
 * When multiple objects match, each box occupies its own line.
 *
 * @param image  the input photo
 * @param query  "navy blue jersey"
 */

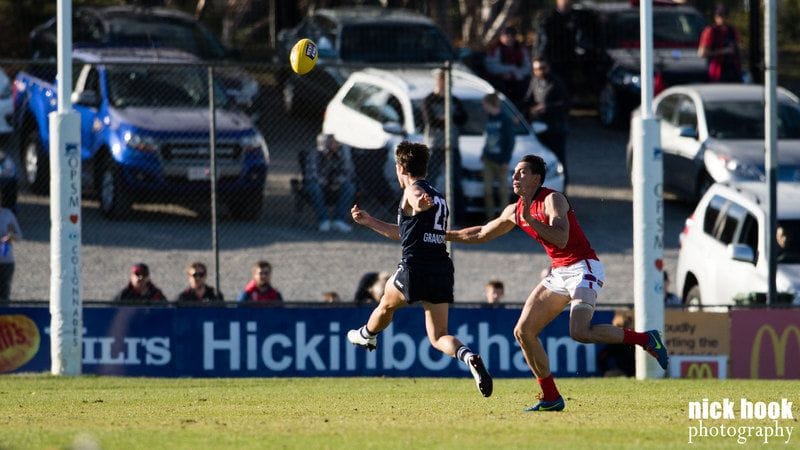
xmin=398 ymin=180 xmax=450 ymax=263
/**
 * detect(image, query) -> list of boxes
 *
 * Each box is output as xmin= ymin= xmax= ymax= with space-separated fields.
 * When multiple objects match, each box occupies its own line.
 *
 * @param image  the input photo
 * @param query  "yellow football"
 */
xmin=289 ymin=38 xmax=318 ymax=75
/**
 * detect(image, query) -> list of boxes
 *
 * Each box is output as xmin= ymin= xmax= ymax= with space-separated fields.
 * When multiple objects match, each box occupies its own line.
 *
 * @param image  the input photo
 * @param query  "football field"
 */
xmin=0 ymin=375 xmax=797 ymax=449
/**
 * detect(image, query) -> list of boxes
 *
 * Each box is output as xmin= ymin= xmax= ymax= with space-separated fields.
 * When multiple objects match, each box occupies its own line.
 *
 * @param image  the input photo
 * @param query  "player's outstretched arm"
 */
xmin=446 ymin=203 xmax=516 ymax=243
xmin=351 ymin=204 xmax=401 ymax=241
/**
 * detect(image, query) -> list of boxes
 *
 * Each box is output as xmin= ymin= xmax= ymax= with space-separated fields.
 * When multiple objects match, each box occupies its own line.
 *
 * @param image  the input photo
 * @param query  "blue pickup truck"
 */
xmin=13 ymin=48 xmax=269 ymax=219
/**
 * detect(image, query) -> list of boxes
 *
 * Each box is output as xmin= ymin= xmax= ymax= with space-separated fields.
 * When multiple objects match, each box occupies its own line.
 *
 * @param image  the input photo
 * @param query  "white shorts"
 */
xmin=541 ymin=259 xmax=605 ymax=300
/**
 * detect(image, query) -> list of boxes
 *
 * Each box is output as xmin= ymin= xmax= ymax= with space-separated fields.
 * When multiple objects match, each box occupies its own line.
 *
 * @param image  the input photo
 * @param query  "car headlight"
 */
xmin=718 ymin=155 xmax=764 ymax=181
xmin=123 ymin=131 xmax=159 ymax=153
xmin=240 ymin=133 xmax=269 ymax=163
xmin=622 ymin=73 xmax=641 ymax=88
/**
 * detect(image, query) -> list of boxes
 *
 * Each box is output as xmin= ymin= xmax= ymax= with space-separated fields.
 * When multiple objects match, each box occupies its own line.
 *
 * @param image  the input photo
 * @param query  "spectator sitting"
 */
xmin=353 ymin=271 xmax=390 ymax=306
xmin=237 ymin=260 xmax=283 ymax=303
xmin=484 ymin=279 xmax=505 ymax=306
xmin=322 ymin=291 xmax=340 ymax=303
xmin=481 ymin=93 xmax=515 ymax=220
xmin=304 ymin=133 xmax=356 ymax=233
xmin=484 ymin=26 xmax=531 ymax=110
xmin=176 ymin=261 xmax=224 ymax=304
xmin=114 ymin=263 xmax=166 ymax=303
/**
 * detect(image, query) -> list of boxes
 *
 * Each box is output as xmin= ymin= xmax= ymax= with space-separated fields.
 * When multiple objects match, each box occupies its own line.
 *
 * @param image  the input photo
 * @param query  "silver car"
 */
xmin=627 ymin=84 xmax=800 ymax=202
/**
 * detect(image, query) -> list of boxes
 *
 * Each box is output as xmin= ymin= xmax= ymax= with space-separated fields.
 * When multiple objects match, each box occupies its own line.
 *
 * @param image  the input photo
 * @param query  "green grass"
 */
xmin=0 ymin=376 xmax=797 ymax=449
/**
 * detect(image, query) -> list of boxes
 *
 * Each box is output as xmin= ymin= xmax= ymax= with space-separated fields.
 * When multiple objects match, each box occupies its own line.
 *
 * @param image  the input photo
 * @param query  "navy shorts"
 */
xmin=392 ymin=259 xmax=454 ymax=304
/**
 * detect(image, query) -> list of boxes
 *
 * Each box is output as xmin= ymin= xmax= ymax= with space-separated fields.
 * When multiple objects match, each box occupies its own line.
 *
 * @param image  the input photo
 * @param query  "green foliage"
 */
xmin=0 ymin=375 xmax=797 ymax=449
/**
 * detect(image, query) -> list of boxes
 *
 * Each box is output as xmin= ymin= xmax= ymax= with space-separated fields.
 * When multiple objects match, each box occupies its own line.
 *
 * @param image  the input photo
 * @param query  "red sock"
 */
xmin=537 ymin=375 xmax=560 ymax=401
xmin=623 ymin=328 xmax=649 ymax=347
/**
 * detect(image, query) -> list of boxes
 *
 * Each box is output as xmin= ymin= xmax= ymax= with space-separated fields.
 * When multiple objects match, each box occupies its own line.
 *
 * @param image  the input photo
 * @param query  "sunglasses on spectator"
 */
xmin=133 ymin=272 xmax=147 ymax=278
xmin=258 ymin=270 xmax=271 ymax=276
xmin=190 ymin=272 xmax=206 ymax=278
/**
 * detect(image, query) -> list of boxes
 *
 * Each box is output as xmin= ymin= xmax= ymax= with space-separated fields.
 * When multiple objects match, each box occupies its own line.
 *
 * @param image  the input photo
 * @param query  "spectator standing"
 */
xmin=484 ymin=26 xmax=531 ymax=110
xmin=304 ymin=134 xmax=356 ymax=233
xmin=175 ymin=262 xmax=223 ymax=304
xmin=0 ymin=201 xmax=21 ymax=302
xmin=484 ymin=279 xmax=505 ymax=305
xmin=698 ymin=4 xmax=743 ymax=83
xmin=481 ymin=93 xmax=515 ymax=219
xmin=422 ymin=68 xmax=468 ymax=224
xmin=237 ymin=260 xmax=283 ymax=303
xmin=525 ymin=58 xmax=571 ymax=185
xmin=664 ymin=271 xmax=681 ymax=307
xmin=535 ymin=0 xmax=605 ymax=97
xmin=114 ymin=263 xmax=166 ymax=303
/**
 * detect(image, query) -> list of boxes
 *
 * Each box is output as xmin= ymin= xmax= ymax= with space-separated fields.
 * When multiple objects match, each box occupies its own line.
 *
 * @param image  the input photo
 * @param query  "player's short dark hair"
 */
xmin=395 ymin=141 xmax=429 ymax=178
xmin=520 ymin=154 xmax=546 ymax=182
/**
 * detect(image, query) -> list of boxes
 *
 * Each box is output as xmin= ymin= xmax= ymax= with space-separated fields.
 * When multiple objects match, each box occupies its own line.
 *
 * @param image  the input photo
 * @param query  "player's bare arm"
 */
xmin=520 ymin=192 xmax=570 ymax=248
xmin=351 ymin=204 xmax=401 ymax=241
xmin=446 ymin=203 xmax=516 ymax=243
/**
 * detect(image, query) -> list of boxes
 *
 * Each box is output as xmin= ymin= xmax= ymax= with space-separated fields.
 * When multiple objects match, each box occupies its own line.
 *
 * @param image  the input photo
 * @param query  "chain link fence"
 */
xmin=2 ymin=57 xmax=557 ymax=305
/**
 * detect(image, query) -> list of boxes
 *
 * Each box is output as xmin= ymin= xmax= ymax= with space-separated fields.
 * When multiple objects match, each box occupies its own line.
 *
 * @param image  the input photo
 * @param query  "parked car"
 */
xmin=322 ymin=68 xmax=565 ymax=213
xmin=276 ymin=7 xmax=461 ymax=114
xmin=13 ymin=48 xmax=269 ymax=219
xmin=582 ymin=0 xmax=709 ymax=127
xmin=627 ymin=84 xmax=800 ymax=203
xmin=676 ymin=181 xmax=800 ymax=307
xmin=29 ymin=5 xmax=259 ymax=112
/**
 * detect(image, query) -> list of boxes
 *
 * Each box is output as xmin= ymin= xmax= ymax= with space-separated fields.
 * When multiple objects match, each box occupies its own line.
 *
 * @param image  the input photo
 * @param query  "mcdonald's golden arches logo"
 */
xmin=750 ymin=324 xmax=800 ymax=378
xmin=681 ymin=361 xmax=717 ymax=378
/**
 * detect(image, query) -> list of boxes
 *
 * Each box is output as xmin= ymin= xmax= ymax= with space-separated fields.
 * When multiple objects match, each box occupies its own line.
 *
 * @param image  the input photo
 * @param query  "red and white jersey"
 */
xmin=515 ymin=187 xmax=598 ymax=268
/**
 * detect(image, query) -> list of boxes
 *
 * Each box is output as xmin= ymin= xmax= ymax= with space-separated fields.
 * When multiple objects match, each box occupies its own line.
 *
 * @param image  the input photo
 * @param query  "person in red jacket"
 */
xmin=236 ymin=260 xmax=283 ymax=303
xmin=697 ymin=4 xmax=742 ymax=83
xmin=446 ymin=155 xmax=669 ymax=412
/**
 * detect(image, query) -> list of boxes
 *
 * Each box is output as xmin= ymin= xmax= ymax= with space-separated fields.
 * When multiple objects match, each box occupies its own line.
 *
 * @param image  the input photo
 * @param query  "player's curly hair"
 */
xmin=395 ymin=141 xmax=429 ymax=178
xmin=521 ymin=154 xmax=546 ymax=182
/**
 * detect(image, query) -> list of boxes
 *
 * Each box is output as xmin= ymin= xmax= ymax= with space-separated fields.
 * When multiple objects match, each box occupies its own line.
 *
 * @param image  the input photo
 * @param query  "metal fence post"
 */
xmin=208 ymin=65 xmax=221 ymax=295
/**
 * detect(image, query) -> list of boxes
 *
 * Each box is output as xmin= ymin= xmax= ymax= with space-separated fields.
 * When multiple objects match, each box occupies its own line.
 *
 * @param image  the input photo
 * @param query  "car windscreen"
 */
xmin=777 ymin=220 xmax=800 ymax=264
xmin=105 ymin=65 xmax=227 ymax=108
xmin=339 ymin=24 xmax=455 ymax=63
xmin=705 ymin=100 xmax=800 ymax=139
xmin=605 ymin=10 xmax=705 ymax=48
xmin=106 ymin=16 xmax=227 ymax=60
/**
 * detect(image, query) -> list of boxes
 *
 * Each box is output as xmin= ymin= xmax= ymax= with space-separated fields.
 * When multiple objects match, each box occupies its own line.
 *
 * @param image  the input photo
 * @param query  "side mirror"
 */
xmin=679 ymin=126 xmax=699 ymax=140
xmin=728 ymin=243 xmax=755 ymax=264
xmin=382 ymin=122 xmax=405 ymax=136
xmin=71 ymin=90 xmax=99 ymax=108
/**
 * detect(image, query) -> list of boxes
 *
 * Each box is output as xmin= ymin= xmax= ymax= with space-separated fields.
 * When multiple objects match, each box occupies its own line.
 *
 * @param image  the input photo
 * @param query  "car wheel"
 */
xmin=685 ymin=285 xmax=702 ymax=311
xmin=22 ymin=131 xmax=49 ymax=194
xmin=598 ymin=84 xmax=620 ymax=128
xmin=99 ymin=160 xmax=131 ymax=219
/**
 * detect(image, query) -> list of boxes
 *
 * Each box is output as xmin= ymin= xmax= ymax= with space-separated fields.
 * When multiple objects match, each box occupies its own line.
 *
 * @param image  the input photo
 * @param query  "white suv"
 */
xmin=322 ymin=68 xmax=565 ymax=213
xmin=676 ymin=182 xmax=800 ymax=307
